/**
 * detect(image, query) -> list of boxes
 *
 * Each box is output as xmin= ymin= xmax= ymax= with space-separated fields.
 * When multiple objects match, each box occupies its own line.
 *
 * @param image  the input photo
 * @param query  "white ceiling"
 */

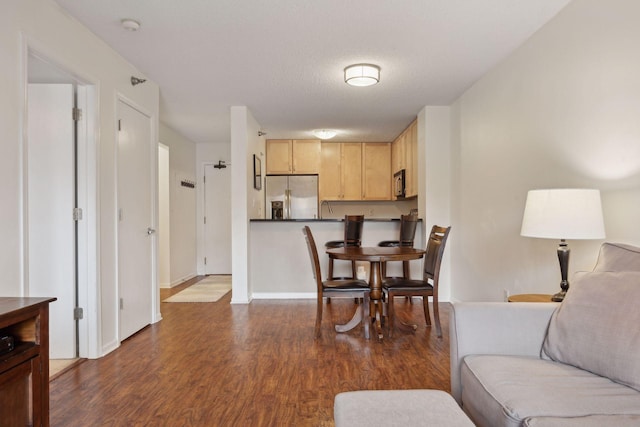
xmin=53 ymin=0 xmax=571 ymax=144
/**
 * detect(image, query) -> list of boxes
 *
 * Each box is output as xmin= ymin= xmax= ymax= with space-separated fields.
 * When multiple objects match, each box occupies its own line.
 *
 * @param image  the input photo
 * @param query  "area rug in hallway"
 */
xmin=163 ymin=275 xmax=231 ymax=303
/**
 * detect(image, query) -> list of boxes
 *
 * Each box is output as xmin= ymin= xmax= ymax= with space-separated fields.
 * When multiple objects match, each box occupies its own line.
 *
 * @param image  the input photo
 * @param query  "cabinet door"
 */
xmin=391 ymin=132 xmax=405 ymax=174
xmin=341 ymin=143 xmax=362 ymax=200
xmin=319 ymin=142 xmax=342 ymax=200
xmin=362 ymin=143 xmax=391 ymax=200
xmin=405 ymin=121 xmax=418 ymax=198
xmin=266 ymin=140 xmax=292 ymax=174
xmin=292 ymin=139 xmax=320 ymax=174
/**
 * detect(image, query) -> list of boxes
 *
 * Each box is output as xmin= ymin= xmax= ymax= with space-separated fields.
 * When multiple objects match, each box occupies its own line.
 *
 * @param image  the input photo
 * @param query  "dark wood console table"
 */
xmin=0 ymin=297 xmax=56 ymax=427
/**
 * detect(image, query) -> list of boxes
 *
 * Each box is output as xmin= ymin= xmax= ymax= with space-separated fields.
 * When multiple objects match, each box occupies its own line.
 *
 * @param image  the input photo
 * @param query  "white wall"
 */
xmin=158 ymin=144 xmax=171 ymax=287
xmin=3 ymin=0 xmax=159 ymax=357
xmin=230 ymin=106 xmax=265 ymax=303
xmin=450 ymin=0 xmax=640 ymax=302
xmin=419 ymin=106 xmax=453 ymax=301
xmin=159 ymin=124 xmax=197 ymax=286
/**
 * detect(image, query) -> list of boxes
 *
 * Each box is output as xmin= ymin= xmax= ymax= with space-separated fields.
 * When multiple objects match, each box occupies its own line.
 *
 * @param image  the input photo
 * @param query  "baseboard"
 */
xmin=169 ymin=273 xmax=197 ymax=288
xmin=251 ymin=292 xmax=315 ymax=300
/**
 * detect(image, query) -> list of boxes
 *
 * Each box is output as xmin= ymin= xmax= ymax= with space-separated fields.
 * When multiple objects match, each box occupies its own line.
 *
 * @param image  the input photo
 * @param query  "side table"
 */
xmin=508 ymin=293 xmax=554 ymax=303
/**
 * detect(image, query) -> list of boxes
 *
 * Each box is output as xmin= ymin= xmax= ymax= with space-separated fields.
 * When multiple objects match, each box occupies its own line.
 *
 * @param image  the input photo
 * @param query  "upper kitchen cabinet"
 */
xmin=362 ymin=143 xmax=391 ymax=200
xmin=266 ymin=139 xmax=320 ymax=174
xmin=319 ymin=142 xmax=362 ymax=201
xmin=391 ymin=119 xmax=417 ymax=198
xmin=406 ymin=120 xmax=418 ymax=198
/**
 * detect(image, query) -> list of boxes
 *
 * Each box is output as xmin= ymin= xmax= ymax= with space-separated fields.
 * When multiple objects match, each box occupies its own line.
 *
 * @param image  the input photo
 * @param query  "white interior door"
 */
xmin=118 ymin=100 xmax=153 ymax=340
xmin=204 ymin=164 xmax=231 ymax=274
xmin=27 ymin=83 xmax=76 ymax=358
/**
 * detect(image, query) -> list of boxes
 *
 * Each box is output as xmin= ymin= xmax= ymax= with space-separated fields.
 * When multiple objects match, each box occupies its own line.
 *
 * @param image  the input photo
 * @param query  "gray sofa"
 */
xmin=450 ymin=243 xmax=640 ymax=427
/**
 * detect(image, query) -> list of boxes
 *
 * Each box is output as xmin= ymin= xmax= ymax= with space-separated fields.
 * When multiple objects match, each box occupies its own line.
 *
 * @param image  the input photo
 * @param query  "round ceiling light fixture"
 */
xmin=312 ymin=129 xmax=337 ymax=140
xmin=121 ymin=19 xmax=141 ymax=32
xmin=344 ymin=63 xmax=380 ymax=87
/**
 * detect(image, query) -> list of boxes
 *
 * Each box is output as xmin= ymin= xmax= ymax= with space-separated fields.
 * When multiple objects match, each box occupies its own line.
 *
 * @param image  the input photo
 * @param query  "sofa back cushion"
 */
xmin=543 ymin=271 xmax=640 ymax=391
xmin=593 ymin=243 xmax=640 ymax=271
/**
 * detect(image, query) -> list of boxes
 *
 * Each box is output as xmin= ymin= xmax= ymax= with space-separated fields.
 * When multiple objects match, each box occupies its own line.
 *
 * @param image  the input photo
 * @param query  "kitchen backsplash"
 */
xmin=319 ymin=199 xmax=418 ymax=219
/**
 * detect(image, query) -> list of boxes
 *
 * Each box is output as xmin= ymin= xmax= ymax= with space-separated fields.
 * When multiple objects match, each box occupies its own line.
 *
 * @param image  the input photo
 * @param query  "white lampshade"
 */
xmin=344 ymin=64 xmax=380 ymax=87
xmin=521 ymin=189 xmax=605 ymax=240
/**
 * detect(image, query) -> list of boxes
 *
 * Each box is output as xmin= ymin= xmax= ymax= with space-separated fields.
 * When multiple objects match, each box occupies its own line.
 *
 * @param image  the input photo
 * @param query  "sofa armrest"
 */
xmin=449 ymin=302 xmax=558 ymax=404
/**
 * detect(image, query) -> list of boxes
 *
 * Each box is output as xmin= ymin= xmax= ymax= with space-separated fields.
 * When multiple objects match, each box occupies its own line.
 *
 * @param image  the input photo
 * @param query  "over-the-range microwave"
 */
xmin=394 ymin=169 xmax=405 ymax=198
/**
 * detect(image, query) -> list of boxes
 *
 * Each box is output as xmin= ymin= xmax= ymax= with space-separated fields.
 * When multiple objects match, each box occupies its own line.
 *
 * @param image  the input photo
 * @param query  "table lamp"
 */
xmin=520 ymin=189 xmax=605 ymax=302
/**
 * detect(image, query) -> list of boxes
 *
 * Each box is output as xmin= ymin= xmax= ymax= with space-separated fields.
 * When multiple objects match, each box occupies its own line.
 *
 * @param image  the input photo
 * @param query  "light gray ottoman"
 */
xmin=334 ymin=389 xmax=474 ymax=427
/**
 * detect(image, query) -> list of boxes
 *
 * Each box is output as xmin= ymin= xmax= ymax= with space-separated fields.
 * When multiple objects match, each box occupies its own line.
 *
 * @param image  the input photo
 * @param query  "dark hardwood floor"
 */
xmin=50 ymin=277 xmax=452 ymax=426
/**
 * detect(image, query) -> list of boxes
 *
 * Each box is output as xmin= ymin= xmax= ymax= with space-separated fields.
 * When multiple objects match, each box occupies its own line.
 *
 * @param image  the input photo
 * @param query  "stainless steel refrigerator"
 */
xmin=265 ymin=175 xmax=318 ymax=219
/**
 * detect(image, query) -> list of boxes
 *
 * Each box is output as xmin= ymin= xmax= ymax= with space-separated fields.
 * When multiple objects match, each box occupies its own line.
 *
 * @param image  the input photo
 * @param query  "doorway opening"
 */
xmin=25 ymin=50 xmax=97 ymax=360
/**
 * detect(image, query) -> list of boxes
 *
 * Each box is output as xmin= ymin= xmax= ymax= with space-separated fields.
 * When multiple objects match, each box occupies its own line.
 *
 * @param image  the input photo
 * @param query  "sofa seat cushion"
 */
xmin=523 ymin=414 xmax=640 ymax=427
xmin=461 ymin=355 xmax=640 ymax=427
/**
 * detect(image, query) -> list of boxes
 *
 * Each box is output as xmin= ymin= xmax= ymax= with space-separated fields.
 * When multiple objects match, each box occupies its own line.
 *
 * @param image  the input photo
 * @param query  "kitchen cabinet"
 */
xmin=405 ymin=120 xmax=418 ymax=198
xmin=266 ymin=139 xmax=320 ymax=174
xmin=319 ymin=142 xmax=362 ymax=200
xmin=362 ymin=143 xmax=391 ymax=200
xmin=0 ymin=297 xmax=56 ymax=427
xmin=391 ymin=119 xmax=418 ymax=198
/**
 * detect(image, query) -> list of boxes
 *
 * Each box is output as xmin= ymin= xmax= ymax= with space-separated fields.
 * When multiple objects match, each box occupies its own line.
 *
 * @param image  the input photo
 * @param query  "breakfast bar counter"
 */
xmin=249 ymin=218 xmax=423 ymax=299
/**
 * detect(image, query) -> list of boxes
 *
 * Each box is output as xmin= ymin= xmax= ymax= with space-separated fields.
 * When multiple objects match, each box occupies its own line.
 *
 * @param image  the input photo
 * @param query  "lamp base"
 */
xmin=551 ymin=290 xmax=566 ymax=302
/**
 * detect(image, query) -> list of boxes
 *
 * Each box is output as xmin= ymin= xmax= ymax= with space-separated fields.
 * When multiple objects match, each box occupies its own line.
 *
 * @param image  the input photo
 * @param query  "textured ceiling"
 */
xmin=53 ymin=0 xmax=571 ymax=143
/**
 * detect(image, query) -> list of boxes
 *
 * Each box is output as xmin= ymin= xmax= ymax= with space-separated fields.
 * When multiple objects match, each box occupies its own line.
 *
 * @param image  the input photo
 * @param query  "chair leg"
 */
xmin=433 ymin=296 xmax=442 ymax=338
xmin=315 ymin=295 xmax=323 ymax=338
xmin=422 ymin=296 xmax=432 ymax=326
xmin=362 ymin=292 xmax=370 ymax=340
xmin=387 ymin=292 xmax=395 ymax=338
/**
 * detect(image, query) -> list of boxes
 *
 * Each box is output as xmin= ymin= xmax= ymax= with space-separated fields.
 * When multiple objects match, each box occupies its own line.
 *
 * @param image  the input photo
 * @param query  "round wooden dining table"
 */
xmin=326 ymin=246 xmax=425 ymax=340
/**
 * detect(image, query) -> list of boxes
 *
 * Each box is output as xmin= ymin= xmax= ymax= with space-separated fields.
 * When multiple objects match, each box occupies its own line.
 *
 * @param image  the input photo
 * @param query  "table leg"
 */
xmin=334 ymin=304 xmax=363 ymax=333
xmin=369 ymin=261 xmax=384 ymax=340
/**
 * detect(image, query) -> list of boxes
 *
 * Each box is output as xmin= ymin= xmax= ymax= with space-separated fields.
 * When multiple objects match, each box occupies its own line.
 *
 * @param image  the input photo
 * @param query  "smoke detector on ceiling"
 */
xmin=121 ymin=19 xmax=141 ymax=32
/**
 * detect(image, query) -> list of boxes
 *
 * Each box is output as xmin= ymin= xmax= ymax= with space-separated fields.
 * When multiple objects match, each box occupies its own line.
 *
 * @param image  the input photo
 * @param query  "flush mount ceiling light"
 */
xmin=312 ymin=129 xmax=337 ymax=139
xmin=121 ymin=19 xmax=141 ymax=31
xmin=344 ymin=63 xmax=380 ymax=87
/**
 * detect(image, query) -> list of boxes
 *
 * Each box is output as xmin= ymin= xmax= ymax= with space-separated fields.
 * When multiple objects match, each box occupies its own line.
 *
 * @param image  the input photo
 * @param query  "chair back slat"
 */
xmin=398 ymin=213 xmax=419 ymax=247
xmin=343 ymin=215 xmax=364 ymax=247
xmin=423 ymin=226 xmax=451 ymax=284
xmin=303 ymin=226 xmax=323 ymax=293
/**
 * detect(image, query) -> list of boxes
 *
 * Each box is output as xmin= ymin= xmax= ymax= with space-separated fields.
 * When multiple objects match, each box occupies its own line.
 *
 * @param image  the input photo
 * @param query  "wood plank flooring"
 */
xmin=50 ymin=276 xmax=452 ymax=426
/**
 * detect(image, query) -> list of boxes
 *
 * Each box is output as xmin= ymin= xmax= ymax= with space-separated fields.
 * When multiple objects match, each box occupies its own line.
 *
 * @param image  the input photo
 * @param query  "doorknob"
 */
xmin=147 ymin=227 xmax=156 ymax=235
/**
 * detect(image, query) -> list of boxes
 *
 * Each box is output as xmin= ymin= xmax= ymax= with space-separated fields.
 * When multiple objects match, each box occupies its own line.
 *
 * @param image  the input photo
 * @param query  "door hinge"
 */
xmin=73 ymin=207 xmax=83 ymax=221
xmin=203 ymin=176 xmax=206 ymax=183
xmin=204 ymin=216 xmax=206 ymax=224
xmin=204 ymin=257 xmax=207 ymax=265
xmin=119 ymin=298 xmax=124 ymax=310
xmin=74 ymin=307 xmax=84 ymax=320
xmin=73 ymin=107 xmax=82 ymax=121
xmin=118 ymin=119 xmax=122 ymax=131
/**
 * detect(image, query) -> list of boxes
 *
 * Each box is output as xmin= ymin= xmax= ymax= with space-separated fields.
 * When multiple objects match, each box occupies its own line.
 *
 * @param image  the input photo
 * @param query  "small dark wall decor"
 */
xmin=253 ymin=154 xmax=262 ymax=190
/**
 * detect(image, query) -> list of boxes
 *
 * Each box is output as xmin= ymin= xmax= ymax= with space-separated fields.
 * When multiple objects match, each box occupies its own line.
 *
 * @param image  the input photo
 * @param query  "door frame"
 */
xmin=115 ymin=94 xmax=160 ymax=337
xmin=21 ymin=41 xmax=100 ymax=358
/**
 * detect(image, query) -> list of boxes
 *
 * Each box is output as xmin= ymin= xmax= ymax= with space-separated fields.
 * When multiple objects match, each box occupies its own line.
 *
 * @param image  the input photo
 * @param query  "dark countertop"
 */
xmin=250 ymin=218 xmax=421 ymax=222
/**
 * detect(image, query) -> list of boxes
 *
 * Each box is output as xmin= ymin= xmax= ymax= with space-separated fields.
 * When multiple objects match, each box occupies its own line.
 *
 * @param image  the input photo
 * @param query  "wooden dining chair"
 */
xmin=324 ymin=215 xmax=365 ymax=280
xmin=303 ymin=226 xmax=370 ymax=339
xmin=378 ymin=213 xmax=419 ymax=279
xmin=382 ymin=225 xmax=451 ymax=338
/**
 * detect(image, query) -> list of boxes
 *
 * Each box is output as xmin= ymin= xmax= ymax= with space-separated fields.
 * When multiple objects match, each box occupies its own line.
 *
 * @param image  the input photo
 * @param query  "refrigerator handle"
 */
xmin=284 ymin=189 xmax=291 ymax=219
